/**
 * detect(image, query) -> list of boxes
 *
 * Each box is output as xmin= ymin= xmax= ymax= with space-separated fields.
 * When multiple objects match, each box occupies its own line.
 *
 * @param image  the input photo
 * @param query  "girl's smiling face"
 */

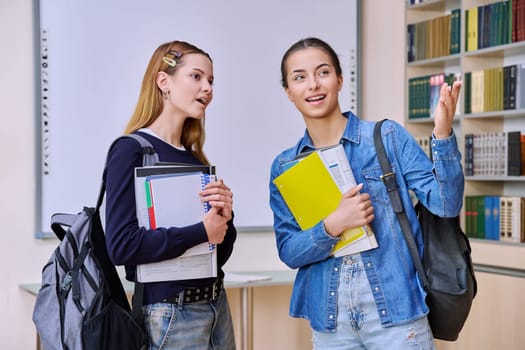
xmin=283 ymin=47 xmax=343 ymax=121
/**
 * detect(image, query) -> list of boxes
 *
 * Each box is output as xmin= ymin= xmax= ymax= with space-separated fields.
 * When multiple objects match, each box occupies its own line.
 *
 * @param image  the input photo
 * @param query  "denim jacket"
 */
xmin=269 ymin=112 xmax=464 ymax=332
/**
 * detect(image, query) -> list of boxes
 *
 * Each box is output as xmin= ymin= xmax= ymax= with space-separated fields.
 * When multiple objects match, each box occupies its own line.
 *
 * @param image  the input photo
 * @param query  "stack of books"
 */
xmin=134 ymin=164 xmax=217 ymax=282
xmin=273 ymin=144 xmax=378 ymax=257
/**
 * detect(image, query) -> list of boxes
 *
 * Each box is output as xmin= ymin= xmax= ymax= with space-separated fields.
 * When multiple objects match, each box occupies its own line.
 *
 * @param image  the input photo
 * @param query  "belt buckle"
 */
xmin=211 ymin=280 xmax=219 ymax=301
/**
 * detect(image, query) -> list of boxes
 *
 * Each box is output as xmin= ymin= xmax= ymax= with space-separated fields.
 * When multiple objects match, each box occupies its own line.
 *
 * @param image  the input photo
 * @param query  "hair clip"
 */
xmin=162 ymin=56 xmax=176 ymax=67
xmin=162 ymin=50 xmax=183 ymax=68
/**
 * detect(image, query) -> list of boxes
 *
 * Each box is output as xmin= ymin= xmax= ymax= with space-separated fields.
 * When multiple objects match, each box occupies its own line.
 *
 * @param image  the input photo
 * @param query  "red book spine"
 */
xmin=513 ymin=0 xmax=518 ymax=42
xmin=518 ymin=0 xmax=525 ymax=41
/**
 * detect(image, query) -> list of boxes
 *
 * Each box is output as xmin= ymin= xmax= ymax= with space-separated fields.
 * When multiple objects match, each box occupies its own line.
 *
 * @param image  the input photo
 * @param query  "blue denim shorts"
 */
xmin=312 ymin=254 xmax=435 ymax=350
xmin=143 ymin=291 xmax=236 ymax=350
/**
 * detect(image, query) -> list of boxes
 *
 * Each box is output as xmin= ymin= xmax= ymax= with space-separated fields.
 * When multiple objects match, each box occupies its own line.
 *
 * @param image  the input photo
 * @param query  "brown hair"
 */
xmin=124 ymin=40 xmax=212 ymax=164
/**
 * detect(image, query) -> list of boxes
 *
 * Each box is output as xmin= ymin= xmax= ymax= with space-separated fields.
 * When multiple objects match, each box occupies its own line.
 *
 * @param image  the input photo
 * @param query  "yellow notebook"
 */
xmin=274 ymin=151 xmax=341 ymax=230
xmin=273 ymin=146 xmax=377 ymax=256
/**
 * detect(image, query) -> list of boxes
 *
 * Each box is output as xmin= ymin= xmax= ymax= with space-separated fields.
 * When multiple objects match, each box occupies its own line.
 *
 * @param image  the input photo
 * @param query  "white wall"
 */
xmin=0 ymin=0 xmax=58 ymax=348
xmin=0 ymin=0 xmax=406 ymax=348
xmin=361 ymin=0 xmax=406 ymax=123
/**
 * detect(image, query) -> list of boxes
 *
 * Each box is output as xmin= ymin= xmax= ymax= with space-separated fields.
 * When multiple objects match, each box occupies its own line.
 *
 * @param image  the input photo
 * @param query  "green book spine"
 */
xmin=464 ymin=71 xmax=472 ymax=114
xmin=476 ymin=195 xmax=486 ymax=238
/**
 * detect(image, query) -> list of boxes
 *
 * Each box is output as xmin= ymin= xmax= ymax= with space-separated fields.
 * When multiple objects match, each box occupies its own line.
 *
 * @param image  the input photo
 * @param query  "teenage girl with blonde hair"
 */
xmin=105 ymin=40 xmax=237 ymax=350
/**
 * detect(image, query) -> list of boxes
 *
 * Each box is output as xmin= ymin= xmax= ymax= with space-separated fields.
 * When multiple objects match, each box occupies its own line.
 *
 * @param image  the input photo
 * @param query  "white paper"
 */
xmin=318 ymin=144 xmax=378 ymax=256
xmin=333 ymin=230 xmax=378 ymax=257
xmin=318 ymin=144 xmax=357 ymax=193
xmin=148 ymin=173 xmax=206 ymax=227
xmin=136 ymin=249 xmax=217 ymax=283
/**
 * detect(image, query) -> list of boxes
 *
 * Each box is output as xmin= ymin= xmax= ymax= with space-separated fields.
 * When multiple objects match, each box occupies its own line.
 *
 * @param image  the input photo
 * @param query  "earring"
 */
xmin=163 ymin=90 xmax=170 ymax=100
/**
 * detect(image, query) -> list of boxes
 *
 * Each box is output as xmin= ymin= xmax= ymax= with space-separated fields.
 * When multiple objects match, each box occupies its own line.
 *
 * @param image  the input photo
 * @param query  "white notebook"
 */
xmin=133 ymin=166 xmax=217 ymax=282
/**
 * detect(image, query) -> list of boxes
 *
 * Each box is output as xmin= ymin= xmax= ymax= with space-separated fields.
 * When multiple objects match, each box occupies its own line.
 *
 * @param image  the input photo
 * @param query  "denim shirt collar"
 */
xmin=296 ymin=111 xmax=361 ymax=154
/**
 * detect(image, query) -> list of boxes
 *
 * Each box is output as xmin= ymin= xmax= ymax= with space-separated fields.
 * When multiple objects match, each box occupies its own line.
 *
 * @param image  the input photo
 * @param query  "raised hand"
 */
xmin=433 ymin=80 xmax=462 ymax=139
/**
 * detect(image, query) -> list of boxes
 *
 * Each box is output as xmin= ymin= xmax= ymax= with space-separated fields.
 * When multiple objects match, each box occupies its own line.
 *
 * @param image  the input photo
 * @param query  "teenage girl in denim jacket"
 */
xmin=269 ymin=37 xmax=463 ymax=350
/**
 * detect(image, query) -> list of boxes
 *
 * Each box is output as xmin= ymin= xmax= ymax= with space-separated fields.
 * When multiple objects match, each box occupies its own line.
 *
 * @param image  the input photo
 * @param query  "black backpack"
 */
xmin=373 ymin=119 xmax=477 ymax=341
xmin=32 ymin=134 xmax=158 ymax=350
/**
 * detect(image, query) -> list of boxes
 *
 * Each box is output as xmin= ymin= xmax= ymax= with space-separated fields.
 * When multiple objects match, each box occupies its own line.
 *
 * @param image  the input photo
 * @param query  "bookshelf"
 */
xmin=405 ymin=0 xmax=525 ymax=246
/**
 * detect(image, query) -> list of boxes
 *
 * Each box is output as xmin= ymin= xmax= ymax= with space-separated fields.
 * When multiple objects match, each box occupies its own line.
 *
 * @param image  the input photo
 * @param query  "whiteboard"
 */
xmin=36 ymin=0 xmax=360 ymax=236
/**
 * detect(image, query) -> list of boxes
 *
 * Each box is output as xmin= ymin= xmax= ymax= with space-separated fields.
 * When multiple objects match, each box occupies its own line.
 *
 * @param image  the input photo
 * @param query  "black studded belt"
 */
xmin=163 ymin=279 xmax=223 ymax=304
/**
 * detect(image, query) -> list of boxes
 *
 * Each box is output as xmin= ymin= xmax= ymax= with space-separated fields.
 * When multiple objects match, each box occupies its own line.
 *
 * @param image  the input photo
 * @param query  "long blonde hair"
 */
xmin=124 ymin=40 xmax=212 ymax=164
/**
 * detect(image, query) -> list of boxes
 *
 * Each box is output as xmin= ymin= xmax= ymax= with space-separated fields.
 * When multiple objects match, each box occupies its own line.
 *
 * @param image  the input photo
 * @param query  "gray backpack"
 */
xmin=32 ymin=134 xmax=158 ymax=350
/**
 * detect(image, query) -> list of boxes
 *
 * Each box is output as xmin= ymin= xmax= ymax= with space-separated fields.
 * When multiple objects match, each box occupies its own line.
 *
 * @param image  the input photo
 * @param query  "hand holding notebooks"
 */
xmin=134 ymin=164 xmax=217 ymax=282
xmin=273 ymin=144 xmax=377 ymax=257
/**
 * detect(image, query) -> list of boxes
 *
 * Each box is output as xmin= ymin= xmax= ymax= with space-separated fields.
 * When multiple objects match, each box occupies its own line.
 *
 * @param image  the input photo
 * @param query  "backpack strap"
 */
xmin=96 ymin=133 xmax=159 ymax=210
xmin=373 ymin=119 xmax=429 ymax=291
xmin=49 ymin=213 xmax=77 ymax=241
xmin=124 ymin=133 xmax=160 ymax=167
xmin=97 ymin=133 xmax=158 ymax=323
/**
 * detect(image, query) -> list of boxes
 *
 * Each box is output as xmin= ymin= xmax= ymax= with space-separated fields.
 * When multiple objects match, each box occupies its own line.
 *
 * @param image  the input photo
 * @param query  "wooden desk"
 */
xmin=21 ymin=269 xmax=296 ymax=350
xmin=224 ymin=270 xmax=297 ymax=350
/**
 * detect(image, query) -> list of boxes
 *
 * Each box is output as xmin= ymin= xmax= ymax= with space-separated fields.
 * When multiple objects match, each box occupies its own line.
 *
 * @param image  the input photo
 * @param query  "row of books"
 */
xmin=408 ymin=0 xmax=525 ymax=63
xmin=464 ymin=64 xmax=525 ymax=114
xmin=464 ymin=131 xmax=524 ymax=177
xmin=408 ymin=62 xmax=525 ymax=119
xmin=407 ymin=8 xmax=460 ymax=62
xmin=134 ymin=164 xmax=218 ymax=283
xmin=272 ymin=144 xmax=378 ymax=257
xmin=408 ymin=72 xmax=459 ymax=119
xmin=465 ymin=0 xmax=523 ymax=52
xmin=465 ymin=195 xmax=525 ymax=243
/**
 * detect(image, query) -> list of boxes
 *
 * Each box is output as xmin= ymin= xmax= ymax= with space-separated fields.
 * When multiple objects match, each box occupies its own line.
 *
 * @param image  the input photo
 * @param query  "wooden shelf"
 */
xmin=407 ymin=54 xmax=460 ymax=67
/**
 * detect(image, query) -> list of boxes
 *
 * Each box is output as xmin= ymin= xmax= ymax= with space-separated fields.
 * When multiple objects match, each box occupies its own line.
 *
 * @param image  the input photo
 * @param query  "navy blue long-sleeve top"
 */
xmin=104 ymin=131 xmax=237 ymax=305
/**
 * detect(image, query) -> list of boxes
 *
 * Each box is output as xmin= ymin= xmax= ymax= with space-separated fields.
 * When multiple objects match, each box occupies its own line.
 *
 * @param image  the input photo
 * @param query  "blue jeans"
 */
xmin=312 ymin=255 xmax=435 ymax=350
xmin=143 ymin=291 xmax=236 ymax=350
